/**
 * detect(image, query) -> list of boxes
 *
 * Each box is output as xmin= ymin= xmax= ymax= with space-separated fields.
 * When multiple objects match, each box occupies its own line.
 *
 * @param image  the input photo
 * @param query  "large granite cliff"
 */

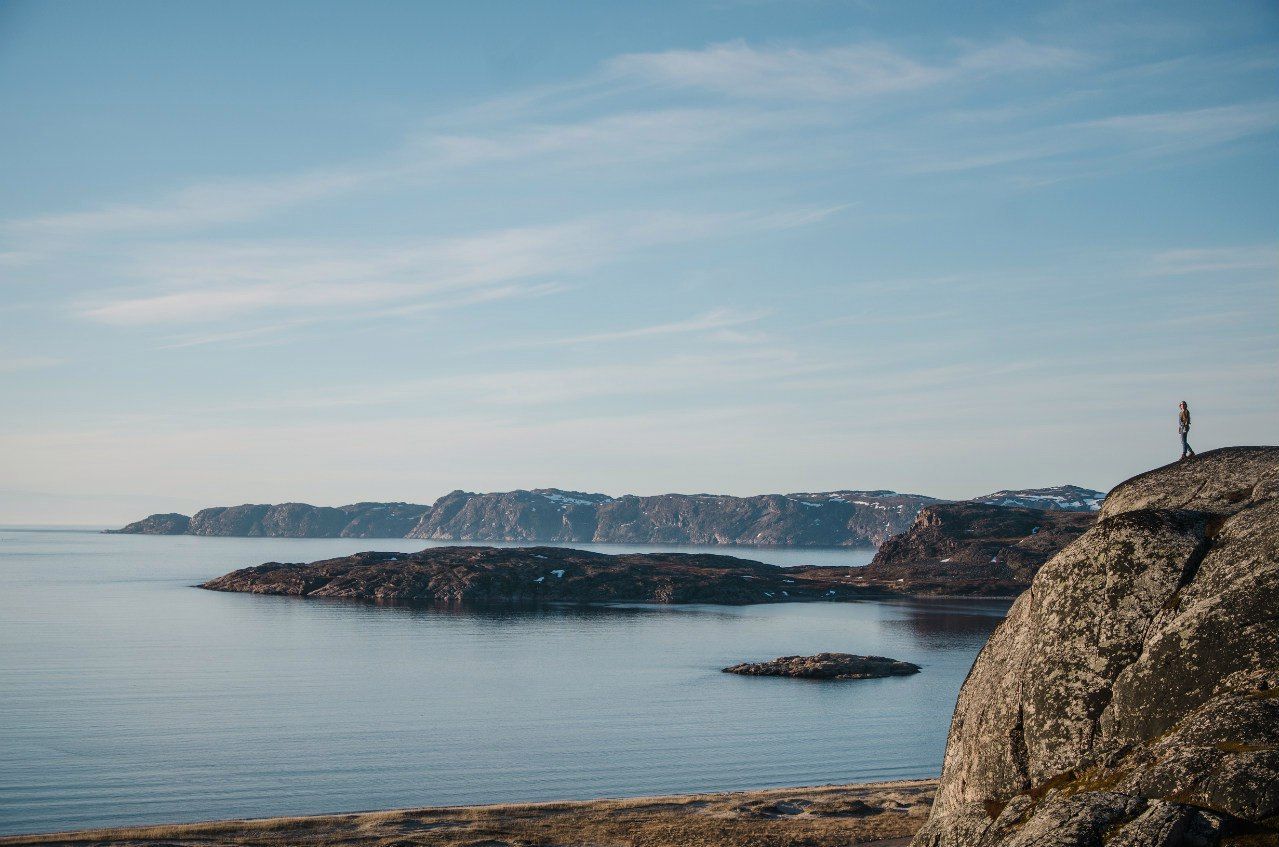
xmin=911 ymin=447 xmax=1279 ymax=846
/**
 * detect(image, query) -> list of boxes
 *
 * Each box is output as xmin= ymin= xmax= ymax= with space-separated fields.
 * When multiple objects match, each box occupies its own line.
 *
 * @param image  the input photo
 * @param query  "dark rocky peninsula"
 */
xmin=911 ymin=446 xmax=1279 ymax=846
xmin=723 ymin=653 xmax=922 ymax=680
xmin=855 ymin=502 xmax=1094 ymax=595
xmin=200 ymin=545 xmax=889 ymax=606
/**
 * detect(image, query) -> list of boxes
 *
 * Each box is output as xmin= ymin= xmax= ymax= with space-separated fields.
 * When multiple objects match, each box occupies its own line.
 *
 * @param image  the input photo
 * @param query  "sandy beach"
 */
xmin=0 ymin=780 xmax=936 ymax=847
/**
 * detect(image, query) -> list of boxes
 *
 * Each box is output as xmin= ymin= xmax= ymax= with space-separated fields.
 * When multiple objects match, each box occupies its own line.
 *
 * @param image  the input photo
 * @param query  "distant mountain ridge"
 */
xmin=970 ymin=484 xmax=1105 ymax=512
xmin=108 ymin=484 xmax=1104 ymax=546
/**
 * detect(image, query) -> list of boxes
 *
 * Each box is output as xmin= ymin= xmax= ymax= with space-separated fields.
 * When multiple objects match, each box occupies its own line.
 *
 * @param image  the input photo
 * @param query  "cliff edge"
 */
xmin=911 ymin=447 xmax=1279 ymax=847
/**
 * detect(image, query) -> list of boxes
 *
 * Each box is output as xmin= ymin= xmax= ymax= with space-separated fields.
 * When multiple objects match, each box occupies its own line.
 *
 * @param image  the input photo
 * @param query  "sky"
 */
xmin=1 ymin=0 xmax=1276 ymax=524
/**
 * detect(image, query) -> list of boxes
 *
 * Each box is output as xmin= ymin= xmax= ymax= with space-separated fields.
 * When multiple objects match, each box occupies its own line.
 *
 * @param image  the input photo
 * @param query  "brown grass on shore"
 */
xmin=0 ymin=780 xmax=935 ymax=847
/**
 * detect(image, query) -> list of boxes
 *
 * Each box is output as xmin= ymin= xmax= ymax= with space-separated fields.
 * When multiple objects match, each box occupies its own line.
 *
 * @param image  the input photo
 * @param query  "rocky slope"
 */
xmin=200 ymin=545 xmax=887 ymax=606
xmin=106 ymin=512 xmax=191 ymax=535
xmin=723 ymin=653 xmax=921 ymax=680
xmin=857 ymin=503 xmax=1094 ymax=595
xmin=188 ymin=502 xmax=430 ymax=538
xmin=911 ymin=446 xmax=1279 ymax=847
xmin=971 ymin=485 xmax=1105 ymax=512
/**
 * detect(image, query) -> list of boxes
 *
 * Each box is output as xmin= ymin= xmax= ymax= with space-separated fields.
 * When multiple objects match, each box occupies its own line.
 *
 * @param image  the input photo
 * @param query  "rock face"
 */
xmin=858 ymin=503 xmax=1094 ymax=595
xmin=971 ymin=485 xmax=1105 ymax=512
xmin=111 ymin=488 xmax=941 ymax=546
xmin=723 ymin=653 xmax=922 ymax=680
xmin=406 ymin=488 xmax=940 ymax=547
xmin=200 ymin=545 xmax=886 ymax=606
xmin=186 ymin=502 xmax=430 ymax=538
xmin=105 ymin=512 xmax=191 ymax=535
xmin=911 ymin=447 xmax=1279 ymax=847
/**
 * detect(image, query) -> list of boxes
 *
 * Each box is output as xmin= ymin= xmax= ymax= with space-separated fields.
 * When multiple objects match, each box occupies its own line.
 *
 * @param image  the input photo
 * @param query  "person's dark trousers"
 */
xmin=1181 ymin=431 xmax=1194 ymax=458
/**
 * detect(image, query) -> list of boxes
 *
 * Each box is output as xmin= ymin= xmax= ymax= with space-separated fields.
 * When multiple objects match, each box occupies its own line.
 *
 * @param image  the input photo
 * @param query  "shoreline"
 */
xmin=0 ymin=779 xmax=937 ymax=846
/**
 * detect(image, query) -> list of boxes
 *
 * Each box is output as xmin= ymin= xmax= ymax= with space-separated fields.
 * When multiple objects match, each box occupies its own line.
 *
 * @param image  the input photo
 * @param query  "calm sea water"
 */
xmin=0 ymin=528 xmax=1008 ymax=835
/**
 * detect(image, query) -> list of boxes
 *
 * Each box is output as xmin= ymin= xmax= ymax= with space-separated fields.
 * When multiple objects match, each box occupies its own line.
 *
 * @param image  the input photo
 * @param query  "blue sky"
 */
xmin=1 ymin=0 xmax=1276 ymax=523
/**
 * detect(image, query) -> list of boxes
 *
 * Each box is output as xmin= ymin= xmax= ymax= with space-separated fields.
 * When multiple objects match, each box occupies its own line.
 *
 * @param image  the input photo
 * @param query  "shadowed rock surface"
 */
xmin=200 ymin=545 xmax=891 ymax=606
xmin=911 ymin=446 xmax=1279 ymax=847
xmin=723 ymin=653 xmax=922 ymax=680
xmin=857 ymin=503 xmax=1094 ymax=595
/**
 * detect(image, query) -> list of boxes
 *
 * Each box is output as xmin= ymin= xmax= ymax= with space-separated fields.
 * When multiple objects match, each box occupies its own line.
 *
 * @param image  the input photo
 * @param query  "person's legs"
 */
xmin=1181 ymin=431 xmax=1193 ymax=458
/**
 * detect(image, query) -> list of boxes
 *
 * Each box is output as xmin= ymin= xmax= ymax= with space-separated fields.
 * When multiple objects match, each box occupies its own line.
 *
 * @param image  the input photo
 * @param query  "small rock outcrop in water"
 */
xmin=723 ymin=653 xmax=921 ymax=680
xmin=911 ymin=447 xmax=1279 ymax=847
xmin=857 ymin=502 xmax=1093 ymax=595
xmin=200 ymin=545 xmax=887 ymax=605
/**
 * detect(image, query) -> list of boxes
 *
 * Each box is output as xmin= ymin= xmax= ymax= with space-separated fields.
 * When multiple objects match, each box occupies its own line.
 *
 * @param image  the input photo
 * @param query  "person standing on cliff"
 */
xmin=1179 ymin=400 xmax=1195 ymax=461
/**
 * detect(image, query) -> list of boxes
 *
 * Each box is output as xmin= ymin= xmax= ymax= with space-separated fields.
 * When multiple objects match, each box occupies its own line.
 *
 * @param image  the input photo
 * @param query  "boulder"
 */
xmin=911 ymin=447 xmax=1279 ymax=847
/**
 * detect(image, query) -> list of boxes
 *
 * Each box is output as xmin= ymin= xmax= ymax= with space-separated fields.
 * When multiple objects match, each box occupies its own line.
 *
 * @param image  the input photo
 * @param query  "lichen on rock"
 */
xmin=911 ymin=447 xmax=1279 ymax=847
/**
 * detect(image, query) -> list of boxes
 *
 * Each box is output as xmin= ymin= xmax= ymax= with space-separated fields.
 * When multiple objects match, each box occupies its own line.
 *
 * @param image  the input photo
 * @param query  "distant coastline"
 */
xmin=106 ymin=484 xmax=1103 ymax=547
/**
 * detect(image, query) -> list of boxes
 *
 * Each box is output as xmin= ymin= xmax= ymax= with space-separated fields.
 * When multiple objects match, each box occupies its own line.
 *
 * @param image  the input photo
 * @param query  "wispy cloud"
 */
xmin=507 ymin=308 xmax=769 ymax=348
xmin=0 ymin=355 xmax=63 ymax=373
xmin=905 ymin=101 xmax=1279 ymax=175
xmin=605 ymin=38 xmax=1083 ymax=100
xmin=78 ymin=207 xmax=841 ymax=326
xmin=1 ymin=38 xmax=1093 ymax=250
xmin=1142 ymin=244 xmax=1278 ymax=276
xmin=8 ymin=167 xmax=388 ymax=242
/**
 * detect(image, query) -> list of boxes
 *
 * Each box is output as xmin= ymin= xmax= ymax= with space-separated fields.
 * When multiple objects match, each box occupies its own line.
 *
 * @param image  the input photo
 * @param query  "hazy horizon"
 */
xmin=3 ymin=0 xmax=1276 ymax=524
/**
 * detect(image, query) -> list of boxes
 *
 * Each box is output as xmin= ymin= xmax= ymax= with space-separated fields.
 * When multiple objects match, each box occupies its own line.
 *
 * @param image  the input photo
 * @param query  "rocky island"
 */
xmin=109 ymin=485 xmax=1104 ymax=546
xmin=200 ymin=545 xmax=887 ymax=606
xmin=724 ymin=653 xmax=922 ymax=680
xmin=911 ymin=446 xmax=1279 ymax=846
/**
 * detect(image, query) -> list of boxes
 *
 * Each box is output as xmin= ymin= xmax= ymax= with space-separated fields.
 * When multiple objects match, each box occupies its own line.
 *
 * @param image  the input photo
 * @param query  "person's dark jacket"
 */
xmin=1179 ymin=407 xmax=1191 ymax=434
